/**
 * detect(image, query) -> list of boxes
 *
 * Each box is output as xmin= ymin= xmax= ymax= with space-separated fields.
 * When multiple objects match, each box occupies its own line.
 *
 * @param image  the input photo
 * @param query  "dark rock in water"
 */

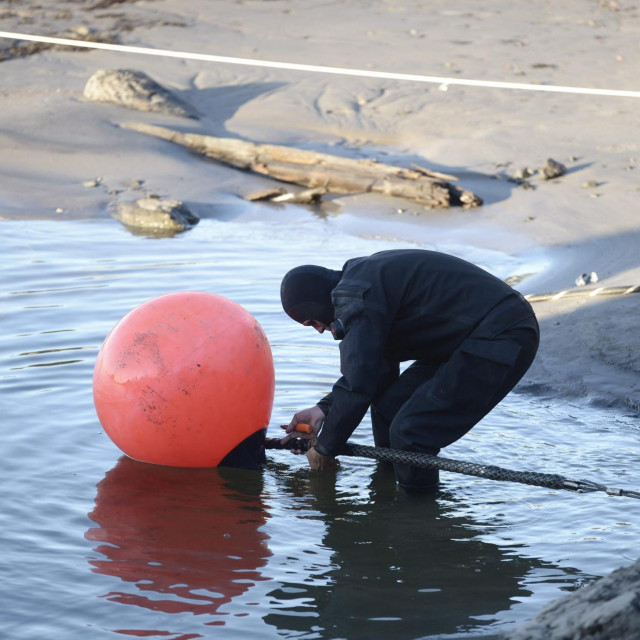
xmin=83 ymin=69 xmax=197 ymax=118
xmin=112 ymin=197 xmax=199 ymax=234
xmin=502 ymin=559 xmax=640 ymax=640
xmin=541 ymin=157 xmax=566 ymax=180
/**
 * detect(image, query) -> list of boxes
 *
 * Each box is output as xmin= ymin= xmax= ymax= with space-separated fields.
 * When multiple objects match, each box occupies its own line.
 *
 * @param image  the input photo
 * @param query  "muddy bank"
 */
xmin=0 ymin=0 xmax=185 ymax=62
xmin=1 ymin=1 xmax=638 ymax=407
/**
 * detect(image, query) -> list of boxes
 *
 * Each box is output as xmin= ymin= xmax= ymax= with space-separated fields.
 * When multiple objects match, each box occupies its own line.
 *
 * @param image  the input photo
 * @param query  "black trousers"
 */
xmin=371 ymin=297 xmax=540 ymax=490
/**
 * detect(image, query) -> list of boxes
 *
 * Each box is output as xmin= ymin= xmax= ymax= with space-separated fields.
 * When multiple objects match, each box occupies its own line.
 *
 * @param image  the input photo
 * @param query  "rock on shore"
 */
xmin=503 ymin=558 xmax=640 ymax=640
xmin=112 ymin=197 xmax=199 ymax=234
xmin=83 ymin=69 xmax=196 ymax=118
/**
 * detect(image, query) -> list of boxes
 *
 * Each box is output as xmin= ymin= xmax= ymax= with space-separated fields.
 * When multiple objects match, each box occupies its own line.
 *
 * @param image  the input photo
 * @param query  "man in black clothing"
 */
xmin=280 ymin=249 xmax=539 ymax=490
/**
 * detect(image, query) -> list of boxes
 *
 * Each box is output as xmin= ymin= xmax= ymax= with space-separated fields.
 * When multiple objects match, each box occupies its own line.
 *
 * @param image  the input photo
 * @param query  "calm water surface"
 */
xmin=1 ymin=216 xmax=639 ymax=640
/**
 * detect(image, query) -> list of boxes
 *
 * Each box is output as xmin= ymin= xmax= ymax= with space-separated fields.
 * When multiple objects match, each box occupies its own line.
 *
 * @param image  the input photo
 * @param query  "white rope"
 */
xmin=2 ymin=30 xmax=640 ymax=99
xmin=526 ymin=285 xmax=640 ymax=303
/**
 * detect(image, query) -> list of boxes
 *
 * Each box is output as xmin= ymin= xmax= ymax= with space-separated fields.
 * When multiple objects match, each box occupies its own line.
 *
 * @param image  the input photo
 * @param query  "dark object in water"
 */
xmin=219 ymin=429 xmax=268 ymax=470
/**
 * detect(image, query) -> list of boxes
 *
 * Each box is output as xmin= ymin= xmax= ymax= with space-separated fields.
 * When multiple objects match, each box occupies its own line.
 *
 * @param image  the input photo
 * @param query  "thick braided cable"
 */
xmin=339 ymin=444 xmax=640 ymax=498
xmin=266 ymin=439 xmax=640 ymax=498
xmin=341 ymin=443 xmax=569 ymax=489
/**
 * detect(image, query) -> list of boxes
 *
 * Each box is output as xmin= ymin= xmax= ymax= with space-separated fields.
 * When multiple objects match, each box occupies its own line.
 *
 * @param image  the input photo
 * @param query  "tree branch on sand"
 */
xmin=121 ymin=122 xmax=482 ymax=209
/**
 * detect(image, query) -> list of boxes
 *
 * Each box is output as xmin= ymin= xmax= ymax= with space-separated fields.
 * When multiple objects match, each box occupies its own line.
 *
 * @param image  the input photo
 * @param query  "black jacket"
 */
xmin=314 ymin=249 xmax=532 ymax=456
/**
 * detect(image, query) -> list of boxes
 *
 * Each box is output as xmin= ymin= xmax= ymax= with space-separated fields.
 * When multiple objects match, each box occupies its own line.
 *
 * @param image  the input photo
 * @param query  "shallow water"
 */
xmin=1 ymin=214 xmax=638 ymax=640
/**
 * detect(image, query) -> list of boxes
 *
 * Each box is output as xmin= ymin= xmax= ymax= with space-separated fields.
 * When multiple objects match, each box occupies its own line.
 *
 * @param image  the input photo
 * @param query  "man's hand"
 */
xmin=286 ymin=405 xmax=325 ymax=434
xmin=306 ymin=446 xmax=339 ymax=471
xmin=281 ymin=406 xmax=338 ymax=470
xmin=281 ymin=405 xmax=325 ymax=450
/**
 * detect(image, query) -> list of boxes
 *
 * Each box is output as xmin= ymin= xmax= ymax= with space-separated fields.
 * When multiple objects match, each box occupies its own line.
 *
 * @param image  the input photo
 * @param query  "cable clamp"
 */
xmin=562 ymin=479 xmax=601 ymax=493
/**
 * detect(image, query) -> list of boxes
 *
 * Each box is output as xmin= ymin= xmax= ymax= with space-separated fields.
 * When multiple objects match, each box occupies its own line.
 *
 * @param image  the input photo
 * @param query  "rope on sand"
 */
xmin=2 ymin=30 xmax=640 ymax=99
xmin=265 ymin=438 xmax=640 ymax=499
xmin=525 ymin=284 xmax=640 ymax=303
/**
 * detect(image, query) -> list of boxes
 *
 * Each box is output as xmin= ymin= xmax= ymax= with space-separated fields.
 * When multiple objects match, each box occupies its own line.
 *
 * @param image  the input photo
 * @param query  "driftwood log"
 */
xmin=121 ymin=122 xmax=482 ymax=209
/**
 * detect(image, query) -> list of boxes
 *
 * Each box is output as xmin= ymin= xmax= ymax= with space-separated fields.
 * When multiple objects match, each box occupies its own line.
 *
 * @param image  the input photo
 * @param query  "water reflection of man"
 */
xmin=280 ymin=249 xmax=539 ymax=491
xmin=265 ymin=466 xmax=540 ymax=639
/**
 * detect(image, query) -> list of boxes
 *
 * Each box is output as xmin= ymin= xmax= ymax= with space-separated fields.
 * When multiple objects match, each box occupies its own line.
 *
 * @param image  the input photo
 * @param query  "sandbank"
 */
xmin=1 ymin=0 xmax=639 ymax=411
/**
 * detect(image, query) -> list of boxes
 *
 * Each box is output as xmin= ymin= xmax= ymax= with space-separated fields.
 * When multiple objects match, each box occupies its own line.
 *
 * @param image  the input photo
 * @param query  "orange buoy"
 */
xmin=93 ymin=291 xmax=275 ymax=467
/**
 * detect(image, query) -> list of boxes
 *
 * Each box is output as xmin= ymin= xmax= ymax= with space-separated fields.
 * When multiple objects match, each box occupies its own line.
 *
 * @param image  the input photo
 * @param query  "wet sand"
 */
xmin=1 ymin=0 xmax=639 ymax=410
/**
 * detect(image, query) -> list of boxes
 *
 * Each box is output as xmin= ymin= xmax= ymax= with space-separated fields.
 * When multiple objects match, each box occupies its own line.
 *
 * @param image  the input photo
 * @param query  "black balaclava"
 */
xmin=280 ymin=265 xmax=341 ymax=324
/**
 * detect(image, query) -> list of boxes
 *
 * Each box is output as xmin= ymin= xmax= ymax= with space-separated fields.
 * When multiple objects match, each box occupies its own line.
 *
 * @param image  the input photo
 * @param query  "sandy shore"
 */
xmin=1 ymin=0 xmax=639 ymax=411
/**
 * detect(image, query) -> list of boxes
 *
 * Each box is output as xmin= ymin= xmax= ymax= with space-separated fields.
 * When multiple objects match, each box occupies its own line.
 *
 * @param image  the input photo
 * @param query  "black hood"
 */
xmin=280 ymin=265 xmax=341 ymax=324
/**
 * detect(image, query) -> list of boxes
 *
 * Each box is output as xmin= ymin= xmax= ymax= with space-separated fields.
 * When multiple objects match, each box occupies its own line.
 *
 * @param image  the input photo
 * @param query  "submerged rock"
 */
xmin=112 ymin=197 xmax=199 ymax=234
xmin=502 ymin=558 xmax=640 ymax=640
xmin=83 ymin=69 xmax=196 ymax=118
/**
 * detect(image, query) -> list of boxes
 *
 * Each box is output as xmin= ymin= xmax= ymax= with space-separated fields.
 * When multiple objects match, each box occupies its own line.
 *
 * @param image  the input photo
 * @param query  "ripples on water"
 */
xmin=1 ymin=217 xmax=638 ymax=640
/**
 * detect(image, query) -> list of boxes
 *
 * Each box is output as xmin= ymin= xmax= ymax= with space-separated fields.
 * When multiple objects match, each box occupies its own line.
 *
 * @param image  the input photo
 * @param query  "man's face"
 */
xmin=302 ymin=319 xmax=331 ymax=334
